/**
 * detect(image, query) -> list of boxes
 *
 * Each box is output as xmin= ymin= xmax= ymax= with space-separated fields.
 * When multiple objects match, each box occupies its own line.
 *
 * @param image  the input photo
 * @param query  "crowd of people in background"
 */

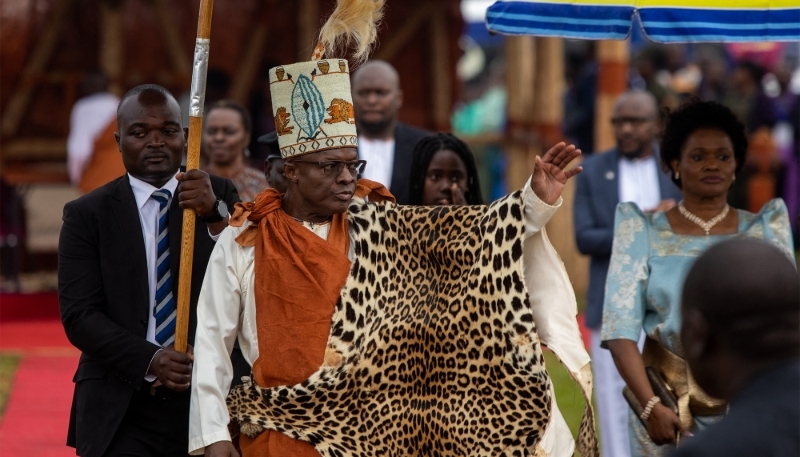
xmin=565 ymin=42 xmax=800 ymax=245
xmin=50 ymin=39 xmax=799 ymax=457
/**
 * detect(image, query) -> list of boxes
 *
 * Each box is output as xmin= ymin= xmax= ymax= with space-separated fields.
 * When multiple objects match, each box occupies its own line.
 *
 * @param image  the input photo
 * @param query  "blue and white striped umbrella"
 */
xmin=485 ymin=0 xmax=800 ymax=43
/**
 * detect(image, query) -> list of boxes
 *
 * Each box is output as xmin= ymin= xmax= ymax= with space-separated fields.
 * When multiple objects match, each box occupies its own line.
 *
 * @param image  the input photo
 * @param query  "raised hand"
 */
xmin=530 ymin=142 xmax=582 ymax=205
xmin=450 ymin=183 xmax=468 ymax=206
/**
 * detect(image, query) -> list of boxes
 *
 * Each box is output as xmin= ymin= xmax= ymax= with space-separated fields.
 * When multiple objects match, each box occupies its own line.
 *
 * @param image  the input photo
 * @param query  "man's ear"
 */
xmin=681 ymin=307 xmax=710 ymax=363
xmin=283 ymin=161 xmax=299 ymax=183
xmin=396 ymin=89 xmax=404 ymax=110
xmin=115 ymin=132 xmax=121 ymax=152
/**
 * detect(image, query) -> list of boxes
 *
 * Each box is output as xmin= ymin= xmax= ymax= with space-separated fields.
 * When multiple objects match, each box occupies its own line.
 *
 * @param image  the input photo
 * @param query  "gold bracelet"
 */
xmin=640 ymin=396 xmax=661 ymax=422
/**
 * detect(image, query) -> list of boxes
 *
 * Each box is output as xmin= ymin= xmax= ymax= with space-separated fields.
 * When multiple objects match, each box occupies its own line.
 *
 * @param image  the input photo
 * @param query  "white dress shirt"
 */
xmin=128 ymin=173 xmax=180 ymax=349
xmin=129 ymin=173 xmax=223 ymax=380
xmin=189 ymin=178 xmax=593 ymax=456
xmin=67 ymin=92 xmax=121 ymax=184
xmin=618 ymin=155 xmax=661 ymax=211
xmin=358 ymin=137 xmax=395 ymax=189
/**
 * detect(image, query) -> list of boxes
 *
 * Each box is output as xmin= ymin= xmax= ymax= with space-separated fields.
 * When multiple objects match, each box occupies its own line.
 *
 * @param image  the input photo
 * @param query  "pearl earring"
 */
xmin=675 ymin=171 xmax=680 ymax=180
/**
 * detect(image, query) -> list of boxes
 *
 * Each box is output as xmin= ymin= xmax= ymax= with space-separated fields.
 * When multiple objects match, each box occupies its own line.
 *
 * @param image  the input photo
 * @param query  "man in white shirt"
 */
xmin=191 ymin=53 xmax=597 ymax=457
xmin=352 ymin=60 xmax=431 ymax=204
xmin=66 ymin=71 xmax=124 ymax=193
xmin=59 ymin=84 xmax=240 ymax=457
xmin=573 ymin=89 xmax=682 ymax=457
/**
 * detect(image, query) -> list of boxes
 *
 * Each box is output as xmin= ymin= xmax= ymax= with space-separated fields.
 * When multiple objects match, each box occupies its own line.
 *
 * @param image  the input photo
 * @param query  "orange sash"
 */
xmin=230 ymin=180 xmax=393 ymax=457
xmin=78 ymin=118 xmax=126 ymax=194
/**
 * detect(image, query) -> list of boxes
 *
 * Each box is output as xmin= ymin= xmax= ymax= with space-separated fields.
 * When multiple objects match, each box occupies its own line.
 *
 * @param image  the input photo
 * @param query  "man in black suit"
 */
xmin=59 ymin=84 xmax=240 ymax=457
xmin=352 ymin=60 xmax=431 ymax=204
xmin=673 ymin=238 xmax=799 ymax=457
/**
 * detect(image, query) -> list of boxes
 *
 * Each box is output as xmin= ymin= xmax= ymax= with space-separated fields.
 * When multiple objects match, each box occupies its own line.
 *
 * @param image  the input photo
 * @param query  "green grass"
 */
xmin=0 ymin=354 xmax=20 ymax=418
xmin=544 ymin=349 xmax=593 ymax=436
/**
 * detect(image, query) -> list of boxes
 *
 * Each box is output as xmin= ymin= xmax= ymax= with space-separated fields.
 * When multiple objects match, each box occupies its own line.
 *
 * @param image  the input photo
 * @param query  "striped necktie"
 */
xmin=151 ymin=189 xmax=176 ymax=347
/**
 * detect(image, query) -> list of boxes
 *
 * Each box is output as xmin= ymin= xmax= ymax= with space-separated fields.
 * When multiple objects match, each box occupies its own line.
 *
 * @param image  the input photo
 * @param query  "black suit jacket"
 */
xmin=58 ymin=174 xmax=239 ymax=457
xmin=670 ymin=361 xmax=800 ymax=457
xmin=386 ymin=122 xmax=432 ymax=205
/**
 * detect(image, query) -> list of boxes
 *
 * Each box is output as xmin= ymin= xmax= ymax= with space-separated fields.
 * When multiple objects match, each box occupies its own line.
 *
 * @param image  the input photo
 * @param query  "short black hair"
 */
xmin=660 ymin=99 xmax=748 ymax=186
xmin=117 ymin=84 xmax=177 ymax=122
xmin=205 ymin=99 xmax=253 ymax=134
xmin=409 ymin=133 xmax=484 ymax=205
xmin=258 ymin=131 xmax=281 ymax=159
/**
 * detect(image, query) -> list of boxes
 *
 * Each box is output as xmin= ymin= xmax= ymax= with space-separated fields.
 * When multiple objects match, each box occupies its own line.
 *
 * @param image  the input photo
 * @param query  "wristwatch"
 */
xmin=200 ymin=198 xmax=227 ymax=223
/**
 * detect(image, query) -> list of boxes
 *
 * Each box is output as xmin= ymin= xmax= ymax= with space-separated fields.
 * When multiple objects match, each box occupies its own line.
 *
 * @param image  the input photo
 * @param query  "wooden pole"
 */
xmin=99 ymin=1 xmax=124 ymax=96
xmin=298 ymin=0 xmax=319 ymax=60
xmin=153 ymin=0 xmax=192 ymax=80
xmin=504 ymin=36 xmax=537 ymax=191
xmin=0 ymin=0 xmax=75 ymax=138
xmin=175 ymin=0 xmax=214 ymax=353
xmin=594 ymin=40 xmax=629 ymax=152
xmin=429 ymin=4 xmax=451 ymax=131
xmin=228 ymin=1 xmax=273 ymax=104
xmin=531 ymin=37 xmax=589 ymax=298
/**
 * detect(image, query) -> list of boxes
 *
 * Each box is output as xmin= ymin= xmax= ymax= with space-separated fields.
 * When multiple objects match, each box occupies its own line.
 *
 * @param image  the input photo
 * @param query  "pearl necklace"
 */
xmin=678 ymin=201 xmax=730 ymax=235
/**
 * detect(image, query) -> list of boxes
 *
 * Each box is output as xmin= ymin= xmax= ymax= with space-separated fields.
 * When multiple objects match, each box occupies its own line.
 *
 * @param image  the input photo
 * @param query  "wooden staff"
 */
xmin=175 ymin=0 xmax=215 ymax=353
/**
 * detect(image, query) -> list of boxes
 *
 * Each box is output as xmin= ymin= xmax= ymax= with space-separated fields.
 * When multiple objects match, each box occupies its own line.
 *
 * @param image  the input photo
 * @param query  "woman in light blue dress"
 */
xmin=601 ymin=100 xmax=795 ymax=457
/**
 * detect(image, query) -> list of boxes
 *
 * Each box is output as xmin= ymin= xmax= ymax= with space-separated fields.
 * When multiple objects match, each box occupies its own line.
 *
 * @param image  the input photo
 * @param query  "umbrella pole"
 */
xmin=175 ymin=0 xmax=214 ymax=354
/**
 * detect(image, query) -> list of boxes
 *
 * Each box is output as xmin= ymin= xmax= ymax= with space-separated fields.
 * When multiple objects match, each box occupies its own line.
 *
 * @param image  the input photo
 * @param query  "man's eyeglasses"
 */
xmin=289 ymin=159 xmax=367 ymax=177
xmin=611 ymin=116 xmax=653 ymax=127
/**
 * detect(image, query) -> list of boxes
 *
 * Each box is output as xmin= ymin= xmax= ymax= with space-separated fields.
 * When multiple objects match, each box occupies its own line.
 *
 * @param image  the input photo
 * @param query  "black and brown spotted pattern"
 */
xmin=227 ymin=192 xmax=586 ymax=456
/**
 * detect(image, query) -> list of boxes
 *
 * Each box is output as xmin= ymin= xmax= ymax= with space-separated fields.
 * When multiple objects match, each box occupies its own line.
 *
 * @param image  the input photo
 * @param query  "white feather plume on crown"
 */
xmin=317 ymin=0 xmax=385 ymax=63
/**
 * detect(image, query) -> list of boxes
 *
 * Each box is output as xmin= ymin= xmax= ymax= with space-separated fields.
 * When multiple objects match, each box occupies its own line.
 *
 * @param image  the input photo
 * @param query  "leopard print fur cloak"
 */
xmin=227 ymin=191 xmax=598 ymax=456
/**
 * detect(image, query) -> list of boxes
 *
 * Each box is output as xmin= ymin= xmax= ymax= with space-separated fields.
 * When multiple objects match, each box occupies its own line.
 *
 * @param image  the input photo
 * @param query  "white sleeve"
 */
xmin=189 ymin=227 xmax=245 ymax=455
xmin=66 ymin=102 xmax=96 ymax=185
xmin=521 ymin=178 xmax=593 ymax=457
xmin=66 ymin=95 xmax=119 ymax=185
xmin=521 ymin=176 xmax=562 ymax=236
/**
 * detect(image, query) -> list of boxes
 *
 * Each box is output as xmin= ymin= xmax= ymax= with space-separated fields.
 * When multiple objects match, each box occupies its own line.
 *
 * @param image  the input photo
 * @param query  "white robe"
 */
xmin=189 ymin=178 xmax=592 ymax=456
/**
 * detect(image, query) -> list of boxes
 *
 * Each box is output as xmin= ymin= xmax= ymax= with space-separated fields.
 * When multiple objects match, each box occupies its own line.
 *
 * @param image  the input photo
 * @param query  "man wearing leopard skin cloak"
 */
xmin=189 ymin=2 xmax=598 ymax=456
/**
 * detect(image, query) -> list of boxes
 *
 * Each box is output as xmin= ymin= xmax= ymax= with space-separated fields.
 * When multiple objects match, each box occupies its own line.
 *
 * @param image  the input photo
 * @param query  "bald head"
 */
xmin=352 ymin=60 xmax=400 ymax=90
xmin=613 ymin=89 xmax=658 ymax=118
xmin=681 ymin=239 xmax=799 ymax=399
xmin=682 ymin=238 xmax=799 ymax=369
xmin=351 ymin=60 xmax=403 ymax=138
xmin=612 ymin=89 xmax=660 ymax=158
xmin=683 ymin=239 xmax=798 ymax=329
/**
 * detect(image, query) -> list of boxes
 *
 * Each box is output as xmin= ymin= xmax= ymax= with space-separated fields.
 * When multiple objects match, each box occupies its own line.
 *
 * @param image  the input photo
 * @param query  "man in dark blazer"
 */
xmin=674 ymin=238 xmax=799 ymax=457
xmin=59 ymin=84 xmax=240 ymax=457
xmin=352 ymin=60 xmax=431 ymax=204
xmin=573 ymin=89 xmax=682 ymax=457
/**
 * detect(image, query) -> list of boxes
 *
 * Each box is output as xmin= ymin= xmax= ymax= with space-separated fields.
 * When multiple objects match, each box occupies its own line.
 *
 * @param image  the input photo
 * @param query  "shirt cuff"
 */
xmin=189 ymin=431 xmax=233 ymax=455
xmin=522 ymin=176 xmax=562 ymax=235
xmin=206 ymin=213 xmax=230 ymax=242
xmin=144 ymin=348 xmax=163 ymax=382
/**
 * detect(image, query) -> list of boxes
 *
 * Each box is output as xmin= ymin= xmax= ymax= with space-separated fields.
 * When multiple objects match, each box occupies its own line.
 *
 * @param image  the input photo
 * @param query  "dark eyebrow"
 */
xmin=127 ymin=121 xmax=181 ymax=130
